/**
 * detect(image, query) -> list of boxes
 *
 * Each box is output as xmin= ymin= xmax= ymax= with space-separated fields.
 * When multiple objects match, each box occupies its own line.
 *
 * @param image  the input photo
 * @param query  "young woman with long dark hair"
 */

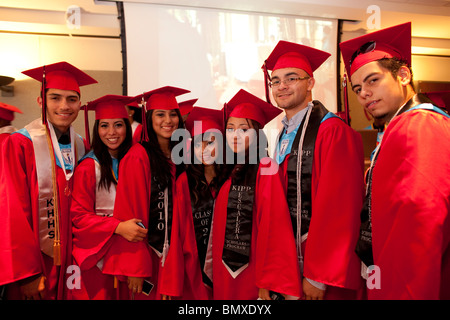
xmin=173 ymin=106 xmax=227 ymax=299
xmin=211 ymin=89 xmax=302 ymax=300
xmin=101 ymin=86 xmax=191 ymax=300
xmin=71 ymin=95 xmax=143 ymax=300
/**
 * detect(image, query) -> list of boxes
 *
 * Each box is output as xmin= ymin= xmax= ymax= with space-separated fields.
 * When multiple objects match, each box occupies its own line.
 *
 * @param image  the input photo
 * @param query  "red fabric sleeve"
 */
xmin=370 ymin=110 xmax=450 ymax=299
xmin=0 ymin=134 xmax=44 ymax=285
xmin=303 ymin=118 xmax=365 ymax=290
xmin=255 ymin=157 xmax=302 ymax=298
xmin=102 ymin=144 xmax=153 ymax=278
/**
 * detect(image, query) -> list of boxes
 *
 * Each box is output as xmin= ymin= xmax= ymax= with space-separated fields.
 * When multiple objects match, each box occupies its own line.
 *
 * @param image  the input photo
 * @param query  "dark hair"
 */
xmin=143 ymin=109 xmax=185 ymax=189
xmin=187 ymin=132 xmax=228 ymax=205
xmin=377 ymin=57 xmax=415 ymax=91
xmin=127 ymin=105 xmax=142 ymax=124
xmin=91 ymin=118 xmax=133 ymax=191
xmin=225 ymin=118 xmax=268 ymax=181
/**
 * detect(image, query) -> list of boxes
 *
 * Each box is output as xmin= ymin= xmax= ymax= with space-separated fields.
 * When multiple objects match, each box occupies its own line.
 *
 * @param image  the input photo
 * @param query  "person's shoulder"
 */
xmin=122 ymin=143 xmax=150 ymax=165
xmin=318 ymin=113 xmax=356 ymax=136
xmin=390 ymin=106 xmax=449 ymax=139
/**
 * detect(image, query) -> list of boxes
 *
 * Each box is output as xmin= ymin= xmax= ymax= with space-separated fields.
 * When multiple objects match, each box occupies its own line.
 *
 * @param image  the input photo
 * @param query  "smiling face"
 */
xmin=39 ymin=88 xmax=81 ymax=133
xmin=98 ymin=118 xmax=127 ymax=157
xmin=151 ymin=109 xmax=180 ymax=142
xmin=350 ymin=61 xmax=411 ymax=123
xmin=270 ymin=67 xmax=315 ymax=118
xmin=226 ymin=117 xmax=257 ymax=154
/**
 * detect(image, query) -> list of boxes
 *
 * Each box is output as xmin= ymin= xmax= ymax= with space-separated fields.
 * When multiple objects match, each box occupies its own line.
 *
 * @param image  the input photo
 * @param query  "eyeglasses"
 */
xmin=349 ymin=41 xmax=377 ymax=68
xmin=269 ymin=76 xmax=310 ymax=88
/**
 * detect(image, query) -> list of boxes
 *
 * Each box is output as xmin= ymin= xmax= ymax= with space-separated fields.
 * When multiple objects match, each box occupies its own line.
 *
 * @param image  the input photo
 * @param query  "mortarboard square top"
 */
xmin=178 ymin=98 xmax=198 ymax=116
xmin=134 ymin=86 xmax=190 ymax=111
xmin=0 ymin=102 xmax=23 ymax=121
xmin=339 ymin=22 xmax=411 ymax=78
xmin=226 ymin=89 xmax=282 ymax=128
xmin=83 ymin=95 xmax=132 ymax=120
xmin=22 ymin=61 xmax=97 ymax=94
xmin=423 ymin=91 xmax=450 ymax=112
xmin=264 ymin=40 xmax=331 ymax=76
xmin=185 ymin=106 xmax=224 ymax=137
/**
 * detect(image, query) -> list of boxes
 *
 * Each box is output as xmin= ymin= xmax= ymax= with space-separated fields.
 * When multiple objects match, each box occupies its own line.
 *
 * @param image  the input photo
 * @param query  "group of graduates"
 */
xmin=0 ymin=21 xmax=448 ymax=301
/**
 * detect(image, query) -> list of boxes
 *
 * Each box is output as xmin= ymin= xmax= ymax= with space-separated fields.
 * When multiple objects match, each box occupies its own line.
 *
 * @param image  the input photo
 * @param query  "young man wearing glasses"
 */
xmin=261 ymin=41 xmax=365 ymax=300
xmin=340 ymin=22 xmax=450 ymax=299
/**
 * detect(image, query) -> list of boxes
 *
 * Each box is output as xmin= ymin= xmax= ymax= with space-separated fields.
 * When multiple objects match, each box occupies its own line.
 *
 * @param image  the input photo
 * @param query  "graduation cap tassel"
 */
xmin=41 ymin=65 xmax=47 ymax=125
xmin=342 ymin=74 xmax=350 ymax=125
xmin=262 ymin=62 xmax=272 ymax=105
xmin=223 ymin=102 xmax=227 ymax=130
xmin=84 ymin=104 xmax=91 ymax=150
xmin=141 ymin=97 xmax=149 ymax=142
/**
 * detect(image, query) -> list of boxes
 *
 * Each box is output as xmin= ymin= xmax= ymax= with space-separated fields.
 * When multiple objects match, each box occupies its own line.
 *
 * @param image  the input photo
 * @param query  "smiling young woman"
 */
xmin=101 ymin=86 xmax=194 ymax=300
xmin=70 ymin=94 xmax=139 ymax=300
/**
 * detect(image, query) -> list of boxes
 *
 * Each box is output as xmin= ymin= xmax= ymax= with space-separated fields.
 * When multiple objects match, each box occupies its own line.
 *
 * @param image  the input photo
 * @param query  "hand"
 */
xmin=302 ymin=278 xmax=325 ymax=300
xmin=20 ymin=274 xmax=46 ymax=300
xmin=115 ymin=218 xmax=147 ymax=242
xmin=258 ymin=288 xmax=272 ymax=300
xmin=128 ymin=276 xmax=144 ymax=294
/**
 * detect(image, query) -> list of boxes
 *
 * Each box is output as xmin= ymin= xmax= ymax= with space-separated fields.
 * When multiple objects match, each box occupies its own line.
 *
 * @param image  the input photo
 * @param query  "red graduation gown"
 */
xmin=212 ymin=158 xmax=301 ymax=300
xmin=278 ymin=117 xmax=365 ymax=299
xmin=70 ymin=157 xmax=125 ymax=300
xmin=370 ymin=109 xmax=450 ymax=300
xmin=173 ymin=171 xmax=213 ymax=300
xmin=102 ymin=143 xmax=185 ymax=299
xmin=0 ymin=132 xmax=84 ymax=300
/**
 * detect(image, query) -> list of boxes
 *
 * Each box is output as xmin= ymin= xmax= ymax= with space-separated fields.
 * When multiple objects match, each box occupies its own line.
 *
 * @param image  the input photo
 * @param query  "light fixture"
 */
xmin=0 ymin=76 xmax=15 ymax=97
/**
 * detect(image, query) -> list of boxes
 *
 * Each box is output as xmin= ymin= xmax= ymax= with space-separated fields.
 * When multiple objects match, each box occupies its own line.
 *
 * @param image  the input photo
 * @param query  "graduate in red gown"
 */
xmin=0 ymin=102 xmax=22 ymax=145
xmin=340 ymin=22 xmax=450 ymax=300
xmin=263 ymin=41 xmax=365 ymax=299
xmin=212 ymin=89 xmax=302 ymax=300
xmin=174 ymin=106 xmax=227 ymax=299
xmin=70 ymin=94 xmax=147 ymax=300
xmin=102 ymin=86 xmax=191 ymax=300
xmin=0 ymin=62 xmax=97 ymax=300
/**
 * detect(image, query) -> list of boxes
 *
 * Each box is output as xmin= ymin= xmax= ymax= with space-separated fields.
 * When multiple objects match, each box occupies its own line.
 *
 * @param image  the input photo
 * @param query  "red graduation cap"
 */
xmin=22 ymin=61 xmax=97 ymax=94
xmin=134 ymin=86 xmax=190 ymax=111
xmin=179 ymin=98 xmax=198 ymax=116
xmin=263 ymin=40 xmax=331 ymax=76
xmin=339 ymin=22 xmax=412 ymax=78
xmin=423 ymin=91 xmax=450 ymax=112
xmin=0 ymin=102 xmax=23 ymax=121
xmin=185 ymin=106 xmax=224 ymax=137
xmin=83 ymin=95 xmax=131 ymax=120
xmin=22 ymin=61 xmax=97 ymax=125
xmin=225 ymin=89 xmax=282 ymax=128
xmin=261 ymin=40 xmax=330 ymax=103
xmin=81 ymin=94 xmax=132 ymax=149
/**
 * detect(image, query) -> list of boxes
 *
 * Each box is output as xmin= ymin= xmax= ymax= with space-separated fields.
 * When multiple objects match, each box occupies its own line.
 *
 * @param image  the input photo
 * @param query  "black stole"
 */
xmin=286 ymin=101 xmax=329 ymax=238
xmin=222 ymin=164 xmax=258 ymax=274
xmin=187 ymin=174 xmax=214 ymax=287
xmin=355 ymin=93 xmax=436 ymax=266
xmin=141 ymin=141 xmax=173 ymax=256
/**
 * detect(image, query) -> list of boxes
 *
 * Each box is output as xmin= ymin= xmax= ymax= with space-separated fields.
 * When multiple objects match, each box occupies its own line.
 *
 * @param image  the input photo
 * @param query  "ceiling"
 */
xmin=0 ymin=0 xmax=448 ymax=57
xmin=1 ymin=0 xmax=449 ymax=38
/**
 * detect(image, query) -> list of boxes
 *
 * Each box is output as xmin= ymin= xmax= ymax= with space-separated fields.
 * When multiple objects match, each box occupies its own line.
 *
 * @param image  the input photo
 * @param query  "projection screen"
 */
xmin=122 ymin=2 xmax=338 ymax=151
